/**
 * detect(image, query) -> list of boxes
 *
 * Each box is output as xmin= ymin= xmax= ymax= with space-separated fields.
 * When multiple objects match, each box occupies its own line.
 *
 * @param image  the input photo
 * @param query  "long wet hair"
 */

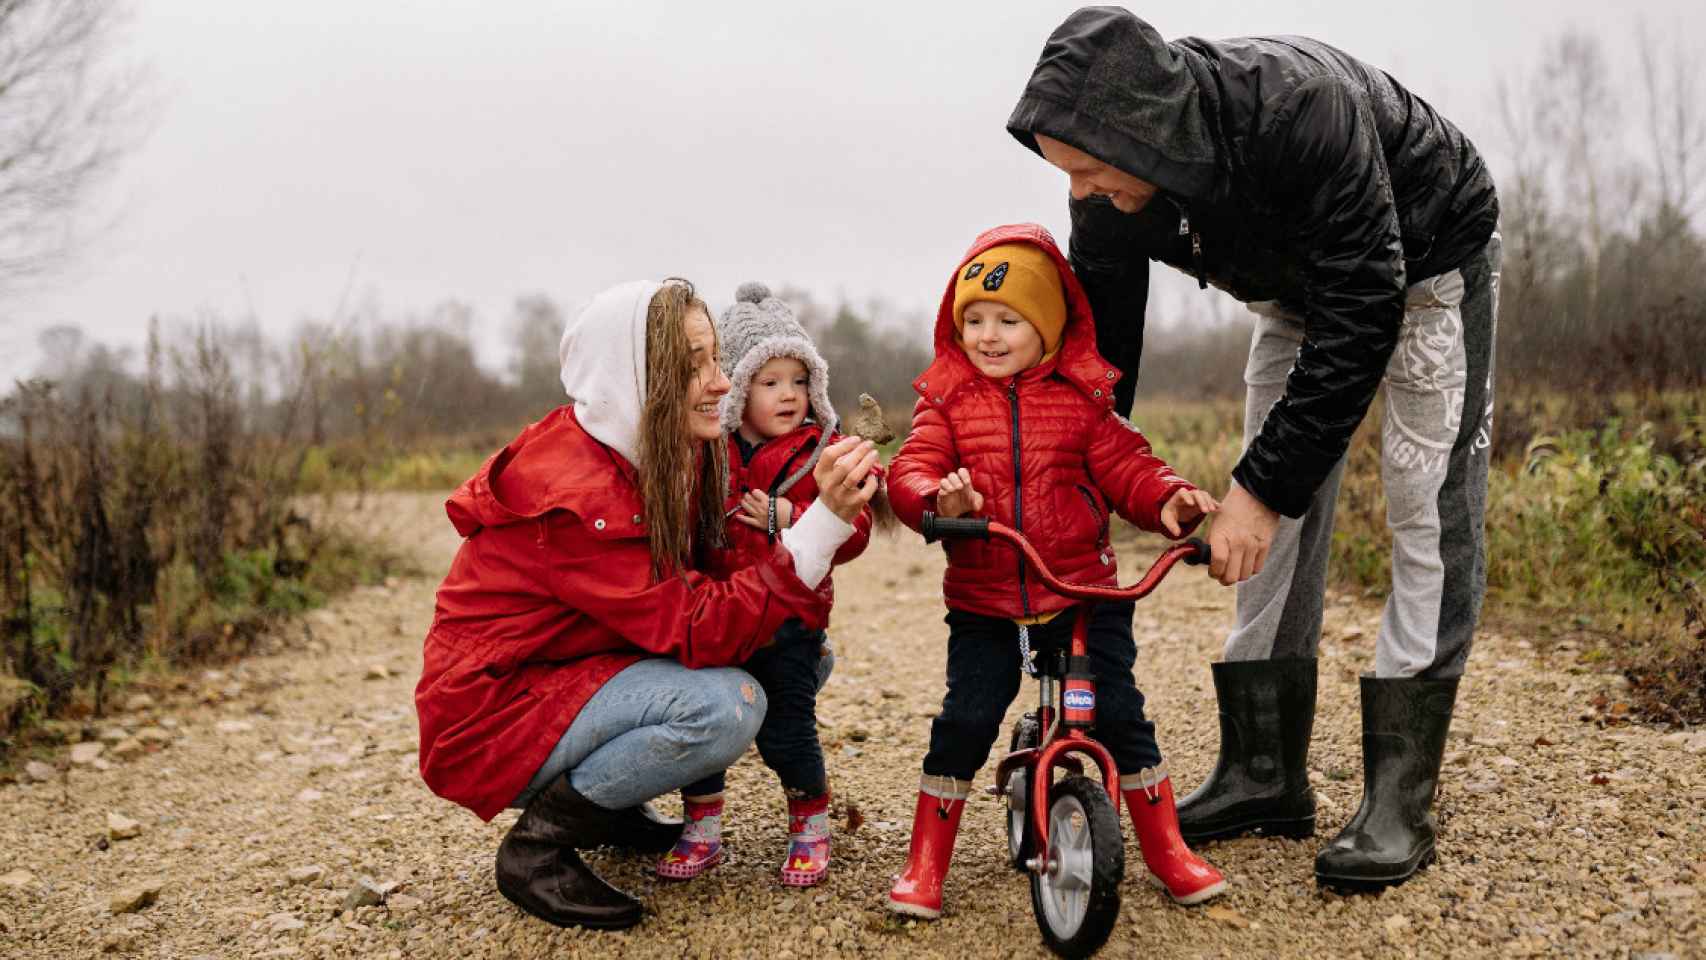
xmin=638 ymin=279 xmax=728 ymax=579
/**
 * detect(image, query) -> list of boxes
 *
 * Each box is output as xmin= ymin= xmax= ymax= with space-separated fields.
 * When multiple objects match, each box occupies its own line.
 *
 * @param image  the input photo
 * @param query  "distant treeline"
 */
xmin=9 ymin=29 xmax=1705 ymax=450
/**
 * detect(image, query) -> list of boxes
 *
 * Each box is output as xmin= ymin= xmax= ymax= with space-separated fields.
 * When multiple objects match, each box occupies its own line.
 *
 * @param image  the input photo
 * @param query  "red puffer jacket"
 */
xmin=704 ymin=423 xmax=873 ymax=598
xmin=888 ymin=223 xmax=1198 ymax=620
xmin=415 ymin=407 xmax=831 ymax=821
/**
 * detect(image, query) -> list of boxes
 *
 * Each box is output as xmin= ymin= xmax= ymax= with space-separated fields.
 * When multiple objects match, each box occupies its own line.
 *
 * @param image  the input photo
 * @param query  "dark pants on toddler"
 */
xmin=683 ymin=618 xmax=832 ymax=799
xmin=923 ymin=600 xmax=1162 ymax=781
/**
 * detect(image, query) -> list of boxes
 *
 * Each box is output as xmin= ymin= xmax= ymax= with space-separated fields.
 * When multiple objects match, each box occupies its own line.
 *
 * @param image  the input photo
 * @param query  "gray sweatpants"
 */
xmin=1224 ymin=236 xmax=1501 ymax=679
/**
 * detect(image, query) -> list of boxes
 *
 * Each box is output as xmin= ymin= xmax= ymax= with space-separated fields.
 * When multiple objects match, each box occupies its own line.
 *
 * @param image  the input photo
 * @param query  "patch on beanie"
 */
xmin=962 ymin=262 xmax=984 ymax=281
xmin=982 ymin=262 xmax=1009 ymax=291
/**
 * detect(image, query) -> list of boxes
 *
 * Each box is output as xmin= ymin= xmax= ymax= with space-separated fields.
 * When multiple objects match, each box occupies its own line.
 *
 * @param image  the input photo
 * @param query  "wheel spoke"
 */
xmin=1040 ymin=795 xmax=1094 ymax=937
xmin=1053 ymin=885 xmax=1085 ymax=920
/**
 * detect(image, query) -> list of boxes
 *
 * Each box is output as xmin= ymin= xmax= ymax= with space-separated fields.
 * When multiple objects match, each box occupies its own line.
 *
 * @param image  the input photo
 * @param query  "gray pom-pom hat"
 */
xmin=718 ymin=281 xmax=839 ymax=497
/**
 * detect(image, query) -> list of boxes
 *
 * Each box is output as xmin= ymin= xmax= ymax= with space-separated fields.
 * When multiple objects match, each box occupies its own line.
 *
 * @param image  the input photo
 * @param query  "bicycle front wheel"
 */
xmin=1028 ymin=774 xmax=1124 ymax=958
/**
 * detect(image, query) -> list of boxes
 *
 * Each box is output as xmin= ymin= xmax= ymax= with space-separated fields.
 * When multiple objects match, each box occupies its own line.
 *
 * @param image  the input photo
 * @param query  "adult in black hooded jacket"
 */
xmin=1009 ymin=7 xmax=1500 ymax=891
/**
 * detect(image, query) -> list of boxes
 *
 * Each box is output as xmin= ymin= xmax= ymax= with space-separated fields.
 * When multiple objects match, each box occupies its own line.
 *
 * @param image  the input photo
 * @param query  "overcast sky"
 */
xmin=4 ymin=0 xmax=1703 ymax=384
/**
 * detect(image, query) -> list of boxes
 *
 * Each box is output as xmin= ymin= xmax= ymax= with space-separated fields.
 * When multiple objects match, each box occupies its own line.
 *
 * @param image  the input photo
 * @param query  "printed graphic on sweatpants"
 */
xmin=1382 ymin=270 xmax=1467 ymax=478
xmin=1471 ymin=249 xmax=1501 ymax=460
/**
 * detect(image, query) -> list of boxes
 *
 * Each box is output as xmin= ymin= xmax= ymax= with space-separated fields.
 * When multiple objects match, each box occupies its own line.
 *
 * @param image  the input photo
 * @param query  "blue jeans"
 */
xmin=512 ymin=658 xmax=766 ymax=810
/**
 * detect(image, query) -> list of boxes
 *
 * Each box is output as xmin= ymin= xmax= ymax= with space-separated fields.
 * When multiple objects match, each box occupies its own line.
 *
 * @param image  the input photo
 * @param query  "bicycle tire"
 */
xmin=1006 ymin=713 xmax=1041 ymax=869
xmin=1028 ymin=774 xmax=1124 ymax=958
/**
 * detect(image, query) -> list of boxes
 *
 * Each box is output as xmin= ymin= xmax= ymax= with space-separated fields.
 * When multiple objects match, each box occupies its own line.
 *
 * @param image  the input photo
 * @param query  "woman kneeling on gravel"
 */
xmin=414 ymin=279 xmax=880 ymax=930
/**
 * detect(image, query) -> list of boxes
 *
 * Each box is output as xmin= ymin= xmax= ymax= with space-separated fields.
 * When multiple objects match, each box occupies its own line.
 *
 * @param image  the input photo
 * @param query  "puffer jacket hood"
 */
xmin=1007 ymin=7 xmax=1219 ymax=199
xmin=916 ymin=222 xmax=1117 ymax=409
xmin=558 ymin=279 xmax=666 ymax=469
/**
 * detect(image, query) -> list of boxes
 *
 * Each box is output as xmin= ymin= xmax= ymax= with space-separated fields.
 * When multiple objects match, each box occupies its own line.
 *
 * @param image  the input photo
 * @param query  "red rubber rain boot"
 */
xmin=1123 ymin=764 xmax=1228 ymax=906
xmin=886 ymin=776 xmax=969 ymax=919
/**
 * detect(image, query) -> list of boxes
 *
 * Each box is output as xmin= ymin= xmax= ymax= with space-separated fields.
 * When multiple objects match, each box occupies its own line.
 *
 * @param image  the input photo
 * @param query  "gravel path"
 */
xmin=2 ymin=492 xmax=1702 ymax=959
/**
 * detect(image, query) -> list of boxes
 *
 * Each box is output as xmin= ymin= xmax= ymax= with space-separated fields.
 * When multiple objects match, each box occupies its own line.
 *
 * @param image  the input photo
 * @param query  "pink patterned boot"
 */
xmin=657 ymin=795 xmax=724 ymax=880
xmin=779 ymin=792 xmax=832 ymax=887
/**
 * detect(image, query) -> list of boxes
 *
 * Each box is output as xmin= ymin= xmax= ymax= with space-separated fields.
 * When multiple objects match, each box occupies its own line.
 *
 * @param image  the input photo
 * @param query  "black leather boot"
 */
xmin=1177 ymin=658 xmax=1318 ymax=843
xmin=611 ymin=801 xmax=684 ymax=853
xmin=1315 ymin=675 xmax=1459 ymax=890
xmin=495 ymin=776 xmax=644 ymax=929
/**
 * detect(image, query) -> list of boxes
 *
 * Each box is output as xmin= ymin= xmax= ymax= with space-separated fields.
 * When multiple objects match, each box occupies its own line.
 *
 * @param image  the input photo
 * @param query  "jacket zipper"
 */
xmin=1178 ymin=205 xmax=1207 ymax=290
xmin=762 ymin=441 xmax=812 ymax=543
xmin=1008 ymin=378 xmax=1031 ymax=616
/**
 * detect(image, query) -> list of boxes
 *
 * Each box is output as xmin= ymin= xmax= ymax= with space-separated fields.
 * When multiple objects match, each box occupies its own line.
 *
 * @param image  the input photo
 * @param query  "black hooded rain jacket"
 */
xmin=1008 ymin=7 xmax=1498 ymax=518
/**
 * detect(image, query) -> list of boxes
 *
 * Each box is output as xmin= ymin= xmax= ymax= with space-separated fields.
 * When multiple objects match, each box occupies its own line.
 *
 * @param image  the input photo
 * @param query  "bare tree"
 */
xmin=34 ymin=322 xmax=84 ymax=380
xmin=0 ymin=0 xmax=140 ymax=291
xmin=507 ymin=294 xmax=566 ymax=414
xmin=1534 ymin=31 xmax=1620 ymax=313
xmin=1636 ymin=21 xmax=1706 ymax=228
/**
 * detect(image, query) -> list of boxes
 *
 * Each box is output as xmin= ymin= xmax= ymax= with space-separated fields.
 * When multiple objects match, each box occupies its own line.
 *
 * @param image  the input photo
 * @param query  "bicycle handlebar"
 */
xmin=920 ymin=511 xmax=1211 ymax=602
xmin=920 ymin=512 xmax=990 ymax=544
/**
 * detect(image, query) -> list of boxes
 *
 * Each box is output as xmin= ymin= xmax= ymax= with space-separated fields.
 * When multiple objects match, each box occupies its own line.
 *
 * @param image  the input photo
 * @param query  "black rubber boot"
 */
xmin=1315 ymin=675 xmax=1459 ymax=890
xmin=1177 ymin=658 xmax=1318 ymax=843
xmin=495 ymin=776 xmax=644 ymax=929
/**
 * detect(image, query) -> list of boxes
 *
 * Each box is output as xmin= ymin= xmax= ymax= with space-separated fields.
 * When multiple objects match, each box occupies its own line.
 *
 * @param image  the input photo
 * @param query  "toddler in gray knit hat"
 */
xmin=717 ymin=281 xmax=839 ymax=509
xmin=656 ymin=282 xmax=877 ymax=889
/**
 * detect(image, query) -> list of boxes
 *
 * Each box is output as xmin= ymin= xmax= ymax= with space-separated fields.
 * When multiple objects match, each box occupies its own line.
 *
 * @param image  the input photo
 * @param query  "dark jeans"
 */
xmin=683 ymin=619 xmax=831 ymax=798
xmin=922 ymin=600 xmax=1161 ymax=781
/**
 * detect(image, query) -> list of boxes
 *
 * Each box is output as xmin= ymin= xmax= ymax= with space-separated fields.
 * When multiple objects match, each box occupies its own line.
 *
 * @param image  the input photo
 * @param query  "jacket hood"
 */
xmin=1007 ymin=7 xmax=1218 ymax=199
xmin=445 ymin=407 xmax=642 ymax=539
xmin=915 ymin=223 xmax=1121 ymax=408
xmin=559 ymin=279 xmax=666 ymax=469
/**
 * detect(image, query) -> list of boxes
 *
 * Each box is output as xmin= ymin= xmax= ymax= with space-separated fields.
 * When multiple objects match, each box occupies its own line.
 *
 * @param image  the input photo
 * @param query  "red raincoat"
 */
xmin=888 ymin=223 xmax=1198 ymax=619
xmin=415 ymin=407 xmax=831 ymax=820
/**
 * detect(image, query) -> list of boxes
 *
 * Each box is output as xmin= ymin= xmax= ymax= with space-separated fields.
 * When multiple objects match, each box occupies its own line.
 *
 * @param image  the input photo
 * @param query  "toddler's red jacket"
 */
xmin=705 ymin=423 xmax=874 ymax=603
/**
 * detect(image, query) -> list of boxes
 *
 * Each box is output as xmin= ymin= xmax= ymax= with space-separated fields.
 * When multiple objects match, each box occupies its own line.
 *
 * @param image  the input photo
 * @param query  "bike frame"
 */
xmin=923 ymin=514 xmax=1207 ymax=878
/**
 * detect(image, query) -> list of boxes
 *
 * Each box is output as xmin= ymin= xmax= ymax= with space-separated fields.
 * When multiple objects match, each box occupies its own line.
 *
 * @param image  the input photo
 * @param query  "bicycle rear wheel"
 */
xmin=1006 ymin=712 xmax=1041 ymax=869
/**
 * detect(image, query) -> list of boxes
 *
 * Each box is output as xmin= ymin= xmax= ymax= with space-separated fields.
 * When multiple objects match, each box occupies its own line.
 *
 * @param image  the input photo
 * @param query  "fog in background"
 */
xmin=4 ymin=0 xmax=1704 ymax=384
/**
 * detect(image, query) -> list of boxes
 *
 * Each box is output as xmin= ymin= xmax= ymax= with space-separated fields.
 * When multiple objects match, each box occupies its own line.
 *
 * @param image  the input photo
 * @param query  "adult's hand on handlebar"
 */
xmin=813 ymin=436 xmax=880 ymax=523
xmin=936 ymin=468 xmax=984 ymax=518
xmin=1207 ymin=481 xmax=1279 ymax=586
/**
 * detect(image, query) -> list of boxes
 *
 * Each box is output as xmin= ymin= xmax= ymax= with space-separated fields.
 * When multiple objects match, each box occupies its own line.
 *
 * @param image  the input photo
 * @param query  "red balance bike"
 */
xmin=920 ymin=512 xmax=1211 ymax=958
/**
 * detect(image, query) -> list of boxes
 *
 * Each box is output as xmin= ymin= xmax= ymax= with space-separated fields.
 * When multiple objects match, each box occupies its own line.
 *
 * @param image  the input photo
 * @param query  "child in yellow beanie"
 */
xmin=885 ymin=223 xmax=1226 ymax=920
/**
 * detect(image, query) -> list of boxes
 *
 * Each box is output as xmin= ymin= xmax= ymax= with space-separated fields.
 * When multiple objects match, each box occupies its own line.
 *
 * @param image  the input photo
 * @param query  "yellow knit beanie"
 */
xmin=951 ymin=242 xmax=1068 ymax=354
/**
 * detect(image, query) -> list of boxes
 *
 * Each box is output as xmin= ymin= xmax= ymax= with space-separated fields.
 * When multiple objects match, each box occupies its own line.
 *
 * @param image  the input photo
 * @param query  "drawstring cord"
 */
xmin=923 ymin=775 xmax=965 ymax=819
xmin=1142 ymin=777 xmax=1161 ymax=805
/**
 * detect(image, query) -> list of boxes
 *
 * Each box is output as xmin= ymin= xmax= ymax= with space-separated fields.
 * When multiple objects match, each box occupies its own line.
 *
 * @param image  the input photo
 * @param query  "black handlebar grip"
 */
xmin=921 ymin=511 xmax=991 ymax=544
xmin=1184 ymin=537 xmax=1212 ymax=566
